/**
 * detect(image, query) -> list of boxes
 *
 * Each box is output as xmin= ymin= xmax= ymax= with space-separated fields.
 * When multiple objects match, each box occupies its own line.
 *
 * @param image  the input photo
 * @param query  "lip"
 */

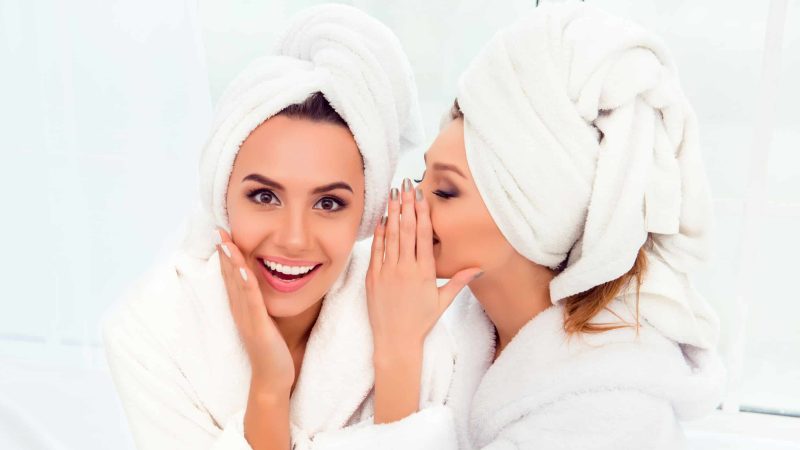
xmin=257 ymin=258 xmax=322 ymax=294
xmin=261 ymin=255 xmax=321 ymax=266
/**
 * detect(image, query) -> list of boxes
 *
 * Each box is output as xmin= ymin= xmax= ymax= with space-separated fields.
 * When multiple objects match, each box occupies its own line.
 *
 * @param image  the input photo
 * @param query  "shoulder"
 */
xmin=472 ymin=299 xmax=723 ymax=430
xmin=101 ymin=253 xmax=230 ymax=361
xmin=102 ymin=260 xmax=184 ymax=343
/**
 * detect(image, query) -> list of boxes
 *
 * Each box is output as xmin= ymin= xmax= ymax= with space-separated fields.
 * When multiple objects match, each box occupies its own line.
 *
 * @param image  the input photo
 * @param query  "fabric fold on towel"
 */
xmin=456 ymin=2 xmax=718 ymax=349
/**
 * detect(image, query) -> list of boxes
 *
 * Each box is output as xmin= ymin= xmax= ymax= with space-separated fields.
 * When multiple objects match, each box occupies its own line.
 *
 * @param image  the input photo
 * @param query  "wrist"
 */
xmin=249 ymin=376 xmax=291 ymax=403
xmin=373 ymin=340 xmax=424 ymax=369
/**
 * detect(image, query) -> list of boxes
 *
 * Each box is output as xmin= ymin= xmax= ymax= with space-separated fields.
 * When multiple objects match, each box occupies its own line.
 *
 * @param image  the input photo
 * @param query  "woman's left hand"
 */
xmin=366 ymin=179 xmax=481 ymax=423
xmin=367 ymin=179 xmax=482 ymax=354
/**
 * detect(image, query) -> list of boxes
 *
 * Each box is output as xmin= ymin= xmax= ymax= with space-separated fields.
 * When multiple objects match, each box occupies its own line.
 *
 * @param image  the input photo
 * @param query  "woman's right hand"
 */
xmin=216 ymin=228 xmax=295 ymax=391
xmin=216 ymin=229 xmax=292 ymax=450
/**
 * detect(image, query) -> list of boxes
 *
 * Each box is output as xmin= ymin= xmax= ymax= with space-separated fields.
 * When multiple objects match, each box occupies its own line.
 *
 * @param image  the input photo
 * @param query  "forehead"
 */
xmin=234 ymin=115 xmax=364 ymax=187
xmin=427 ymin=119 xmax=467 ymax=166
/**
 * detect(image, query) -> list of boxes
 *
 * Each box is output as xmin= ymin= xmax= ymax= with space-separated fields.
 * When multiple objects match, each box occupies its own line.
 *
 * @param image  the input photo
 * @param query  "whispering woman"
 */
xmin=103 ymin=5 xmax=462 ymax=450
xmin=365 ymin=3 xmax=726 ymax=449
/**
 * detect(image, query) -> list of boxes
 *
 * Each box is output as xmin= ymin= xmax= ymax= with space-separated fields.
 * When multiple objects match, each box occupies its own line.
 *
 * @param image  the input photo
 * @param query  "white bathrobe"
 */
xmin=366 ymin=288 xmax=725 ymax=450
xmin=102 ymin=243 xmax=459 ymax=450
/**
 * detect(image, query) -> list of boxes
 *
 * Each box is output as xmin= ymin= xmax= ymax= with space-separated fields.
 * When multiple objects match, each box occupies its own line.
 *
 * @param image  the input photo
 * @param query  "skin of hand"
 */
xmin=366 ymin=178 xmax=482 ymax=423
xmin=217 ymin=228 xmax=292 ymax=450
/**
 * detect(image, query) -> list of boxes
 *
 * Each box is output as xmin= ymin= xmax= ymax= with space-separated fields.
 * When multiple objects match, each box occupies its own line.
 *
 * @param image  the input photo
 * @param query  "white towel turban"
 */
xmin=182 ymin=4 xmax=423 ymax=259
xmin=457 ymin=3 xmax=719 ymax=348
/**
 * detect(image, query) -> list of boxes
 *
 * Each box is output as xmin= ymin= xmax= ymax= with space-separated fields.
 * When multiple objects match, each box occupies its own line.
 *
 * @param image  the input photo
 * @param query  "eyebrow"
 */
xmin=424 ymin=153 xmax=466 ymax=178
xmin=242 ymin=174 xmax=353 ymax=194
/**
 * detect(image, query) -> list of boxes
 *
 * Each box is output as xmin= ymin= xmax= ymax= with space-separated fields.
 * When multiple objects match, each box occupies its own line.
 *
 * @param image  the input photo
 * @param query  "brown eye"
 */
xmin=247 ymin=189 xmax=280 ymax=206
xmin=314 ymin=196 xmax=345 ymax=212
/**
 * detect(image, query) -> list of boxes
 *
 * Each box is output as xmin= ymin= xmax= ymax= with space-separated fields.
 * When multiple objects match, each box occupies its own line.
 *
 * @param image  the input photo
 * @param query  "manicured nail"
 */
xmin=221 ymin=244 xmax=231 ymax=258
xmin=381 ymin=216 xmax=388 ymax=226
xmin=213 ymin=230 xmax=222 ymax=245
xmin=402 ymin=178 xmax=413 ymax=192
xmin=390 ymin=187 xmax=399 ymax=200
xmin=239 ymin=267 xmax=248 ymax=282
xmin=415 ymin=187 xmax=423 ymax=202
xmin=471 ymin=271 xmax=484 ymax=282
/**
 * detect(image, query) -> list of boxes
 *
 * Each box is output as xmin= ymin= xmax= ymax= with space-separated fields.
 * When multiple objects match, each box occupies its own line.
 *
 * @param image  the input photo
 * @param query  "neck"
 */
xmin=272 ymin=299 xmax=323 ymax=353
xmin=468 ymin=254 xmax=554 ymax=359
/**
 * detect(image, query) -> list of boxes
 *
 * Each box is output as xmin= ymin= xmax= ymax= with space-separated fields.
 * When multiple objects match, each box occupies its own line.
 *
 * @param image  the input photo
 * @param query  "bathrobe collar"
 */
xmin=174 ymin=242 xmax=375 ymax=437
xmin=460 ymin=294 xmax=725 ymax=446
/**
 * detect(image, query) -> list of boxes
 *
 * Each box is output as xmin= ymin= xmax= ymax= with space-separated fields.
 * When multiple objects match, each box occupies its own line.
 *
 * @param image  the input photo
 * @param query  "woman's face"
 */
xmin=226 ymin=115 xmax=364 ymax=318
xmin=417 ymin=118 xmax=517 ymax=278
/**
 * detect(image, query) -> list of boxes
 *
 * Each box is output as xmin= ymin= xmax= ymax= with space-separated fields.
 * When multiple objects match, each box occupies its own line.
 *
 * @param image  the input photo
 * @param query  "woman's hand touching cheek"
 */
xmin=217 ymin=228 xmax=292 ymax=450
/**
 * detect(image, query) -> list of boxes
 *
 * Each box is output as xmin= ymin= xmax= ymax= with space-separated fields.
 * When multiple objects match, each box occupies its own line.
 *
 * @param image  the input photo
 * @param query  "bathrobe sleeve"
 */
xmin=103 ymin=293 xmax=254 ymax=450
xmin=476 ymin=389 xmax=683 ymax=450
xmin=290 ymin=405 xmax=458 ymax=450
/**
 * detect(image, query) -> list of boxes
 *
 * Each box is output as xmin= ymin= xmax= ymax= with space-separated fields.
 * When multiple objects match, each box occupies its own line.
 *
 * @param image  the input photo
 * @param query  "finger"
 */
xmin=238 ymin=264 xmax=271 ymax=331
xmin=398 ymin=178 xmax=417 ymax=263
xmin=369 ymin=216 xmax=387 ymax=275
xmin=414 ymin=187 xmax=434 ymax=274
xmin=217 ymin=227 xmax=232 ymax=244
xmin=384 ymin=187 xmax=401 ymax=266
xmin=438 ymin=268 xmax=483 ymax=314
xmin=217 ymin=234 xmax=248 ymax=316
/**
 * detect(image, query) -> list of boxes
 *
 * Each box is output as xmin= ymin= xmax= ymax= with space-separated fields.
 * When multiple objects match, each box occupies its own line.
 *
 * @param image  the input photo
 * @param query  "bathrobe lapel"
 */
xmin=467 ymin=301 xmax=726 ymax=446
xmin=174 ymin=244 xmax=375 ymax=439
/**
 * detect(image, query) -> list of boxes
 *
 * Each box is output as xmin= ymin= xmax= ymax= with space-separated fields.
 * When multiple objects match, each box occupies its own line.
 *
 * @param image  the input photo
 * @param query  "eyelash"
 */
xmin=414 ymin=171 xmax=456 ymax=199
xmin=245 ymin=188 xmax=348 ymax=211
xmin=433 ymin=190 xmax=456 ymax=199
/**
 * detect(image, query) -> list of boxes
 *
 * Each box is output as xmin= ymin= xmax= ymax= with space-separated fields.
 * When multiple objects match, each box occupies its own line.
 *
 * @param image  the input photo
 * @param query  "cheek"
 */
xmin=227 ymin=202 xmax=267 ymax=256
xmin=316 ymin=214 xmax=360 ymax=264
xmin=431 ymin=200 xmax=505 ymax=274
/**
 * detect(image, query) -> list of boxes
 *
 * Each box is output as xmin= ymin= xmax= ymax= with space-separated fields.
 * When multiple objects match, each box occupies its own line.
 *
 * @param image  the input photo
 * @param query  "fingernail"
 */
xmin=239 ymin=267 xmax=248 ymax=282
xmin=402 ymin=178 xmax=413 ymax=192
xmin=390 ymin=187 xmax=399 ymax=200
xmin=213 ymin=230 xmax=222 ymax=245
xmin=221 ymin=244 xmax=231 ymax=258
xmin=381 ymin=216 xmax=387 ymax=226
xmin=415 ymin=187 xmax=423 ymax=202
xmin=471 ymin=271 xmax=484 ymax=282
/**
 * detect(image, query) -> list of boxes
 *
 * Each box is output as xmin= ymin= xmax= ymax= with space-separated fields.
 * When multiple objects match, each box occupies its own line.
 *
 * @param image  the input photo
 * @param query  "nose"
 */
xmin=273 ymin=206 xmax=311 ymax=253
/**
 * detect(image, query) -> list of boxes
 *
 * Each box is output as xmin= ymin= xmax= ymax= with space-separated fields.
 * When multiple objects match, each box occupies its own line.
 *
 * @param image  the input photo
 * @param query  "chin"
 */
xmin=261 ymin=290 xmax=319 ymax=318
xmin=433 ymin=255 xmax=460 ymax=279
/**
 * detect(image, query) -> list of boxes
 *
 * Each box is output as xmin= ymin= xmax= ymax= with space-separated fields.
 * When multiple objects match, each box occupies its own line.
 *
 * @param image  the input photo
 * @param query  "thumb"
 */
xmin=437 ymin=268 xmax=483 ymax=313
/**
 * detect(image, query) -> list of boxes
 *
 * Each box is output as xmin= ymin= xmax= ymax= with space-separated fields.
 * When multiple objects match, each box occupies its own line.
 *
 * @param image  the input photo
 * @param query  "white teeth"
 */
xmin=262 ymin=259 xmax=316 ymax=276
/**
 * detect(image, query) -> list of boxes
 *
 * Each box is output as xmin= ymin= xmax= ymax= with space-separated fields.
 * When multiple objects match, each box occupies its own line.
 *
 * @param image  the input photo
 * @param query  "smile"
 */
xmin=257 ymin=257 xmax=323 ymax=293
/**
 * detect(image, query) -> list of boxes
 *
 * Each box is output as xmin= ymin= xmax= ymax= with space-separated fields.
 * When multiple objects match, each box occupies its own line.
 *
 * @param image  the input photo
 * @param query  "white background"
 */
xmin=0 ymin=0 xmax=798 ymax=448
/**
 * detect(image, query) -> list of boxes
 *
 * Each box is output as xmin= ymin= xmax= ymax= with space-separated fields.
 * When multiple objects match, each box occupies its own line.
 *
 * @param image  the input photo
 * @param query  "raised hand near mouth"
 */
xmin=366 ymin=178 xmax=482 ymax=424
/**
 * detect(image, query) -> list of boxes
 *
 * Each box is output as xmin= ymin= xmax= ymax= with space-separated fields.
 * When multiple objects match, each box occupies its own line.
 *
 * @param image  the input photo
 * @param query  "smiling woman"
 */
xmin=225 ymin=95 xmax=365 ymax=315
xmin=100 ymin=5 xmax=461 ymax=450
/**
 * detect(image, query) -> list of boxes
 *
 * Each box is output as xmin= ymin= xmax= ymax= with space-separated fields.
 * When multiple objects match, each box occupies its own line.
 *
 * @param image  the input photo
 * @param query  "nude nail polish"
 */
xmin=416 ymin=187 xmax=423 ymax=202
xmin=239 ymin=267 xmax=248 ymax=282
xmin=221 ymin=244 xmax=231 ymax=258
xmin=403 ymin=178 xmax=413 ymax=192
xmin=390 ymin=187 xmax=399 ymax=200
